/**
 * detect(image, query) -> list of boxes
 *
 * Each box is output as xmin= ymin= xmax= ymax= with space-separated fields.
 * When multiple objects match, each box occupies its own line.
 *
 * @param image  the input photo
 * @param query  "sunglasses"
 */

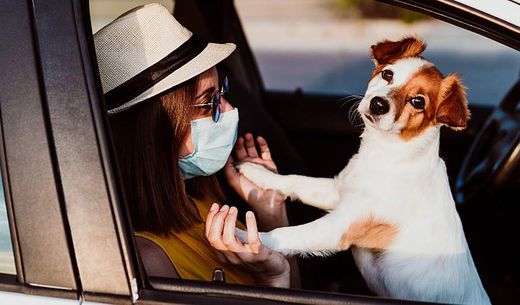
xmin=193 ymin=76 xmax=229 ymax=122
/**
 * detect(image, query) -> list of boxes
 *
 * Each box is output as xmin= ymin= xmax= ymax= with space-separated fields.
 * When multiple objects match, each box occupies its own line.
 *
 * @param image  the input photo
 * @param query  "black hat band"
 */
xmin=105 ymin=35 xmax=208 ymax=111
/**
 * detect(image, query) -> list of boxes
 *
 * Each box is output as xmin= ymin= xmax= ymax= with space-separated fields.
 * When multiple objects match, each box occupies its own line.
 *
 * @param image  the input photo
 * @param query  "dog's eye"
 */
xmin=382 ymin=70 xmax=393 ymax=82
xmin=410 ymin=96 xmax=425 ymax=110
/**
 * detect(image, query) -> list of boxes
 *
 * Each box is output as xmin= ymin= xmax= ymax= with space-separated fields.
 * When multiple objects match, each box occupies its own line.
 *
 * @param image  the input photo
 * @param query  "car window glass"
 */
xmin=0 ymin=178 xmax=15 ymax=275
xmin=235 ymin=0 xmax=520 ymax=106
xmin=89 ymin=0 xmax=175 ymax=33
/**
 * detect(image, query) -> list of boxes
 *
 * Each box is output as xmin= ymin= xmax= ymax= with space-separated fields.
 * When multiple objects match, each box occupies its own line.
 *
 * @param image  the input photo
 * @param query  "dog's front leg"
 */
xmin=238 ymin=212 xmax=351 ymax=257
xmin=237 ymin=162 xmax=340 ymax=211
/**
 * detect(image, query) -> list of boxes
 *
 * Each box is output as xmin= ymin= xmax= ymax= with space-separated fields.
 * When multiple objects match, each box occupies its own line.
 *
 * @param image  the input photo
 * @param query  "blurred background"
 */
xmin=89 ymin=0 xmax=520 ymax=106
xmin=233 ymin=0 xmax=519 ymax=106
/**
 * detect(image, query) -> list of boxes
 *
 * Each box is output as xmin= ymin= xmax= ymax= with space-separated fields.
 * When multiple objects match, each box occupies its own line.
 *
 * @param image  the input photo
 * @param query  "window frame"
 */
xmin=0 ymin=0 xmax=137 ymax=302
xmin=381 ymin=0 xmax=519 ymax=51
xmin=0 ymin=0 xmax=78 ymax=293
xmin=0 ymin=0 xmax=517 ymax=304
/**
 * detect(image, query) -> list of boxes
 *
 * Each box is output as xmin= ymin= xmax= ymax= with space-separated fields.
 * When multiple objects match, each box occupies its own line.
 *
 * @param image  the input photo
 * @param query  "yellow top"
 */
xmin=135 ymin=197 xmax=255 ymax=285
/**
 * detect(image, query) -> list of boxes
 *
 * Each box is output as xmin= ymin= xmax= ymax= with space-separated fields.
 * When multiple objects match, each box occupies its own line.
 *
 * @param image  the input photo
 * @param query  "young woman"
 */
xmin=94 ymin=4 xmax=297 ymax=288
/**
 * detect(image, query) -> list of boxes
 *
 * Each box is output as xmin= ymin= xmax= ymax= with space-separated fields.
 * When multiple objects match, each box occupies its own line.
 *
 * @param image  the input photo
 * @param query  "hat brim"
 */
xmin=108 ymin=42 xmax=236 ymax=115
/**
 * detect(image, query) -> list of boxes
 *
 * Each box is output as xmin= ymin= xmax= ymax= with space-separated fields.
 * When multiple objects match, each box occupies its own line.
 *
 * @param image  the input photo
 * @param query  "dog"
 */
xmin=236 ymin=37 xmax=491 ymax=304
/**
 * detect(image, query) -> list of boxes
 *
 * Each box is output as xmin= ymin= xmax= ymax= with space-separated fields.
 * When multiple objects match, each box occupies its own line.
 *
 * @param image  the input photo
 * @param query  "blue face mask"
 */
xmin=178 ymin=108 xmax=239 ymax=179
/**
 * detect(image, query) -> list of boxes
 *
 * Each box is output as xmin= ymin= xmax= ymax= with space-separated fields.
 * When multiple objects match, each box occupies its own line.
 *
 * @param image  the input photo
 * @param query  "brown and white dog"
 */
xmin=237 ymin=37 xmax=491 ymax=304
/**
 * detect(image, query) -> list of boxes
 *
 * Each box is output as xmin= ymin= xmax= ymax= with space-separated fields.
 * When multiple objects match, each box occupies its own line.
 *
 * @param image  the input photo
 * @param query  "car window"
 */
xmin=89 ymin=0 xmax=174 ymax=33
xmin=235 ymin=0 xmax=520 ymax=106
xmin=0 ymin=178 xmax=15 ymax=275
xmin=86 ymin=1 xmax=518 ymax=303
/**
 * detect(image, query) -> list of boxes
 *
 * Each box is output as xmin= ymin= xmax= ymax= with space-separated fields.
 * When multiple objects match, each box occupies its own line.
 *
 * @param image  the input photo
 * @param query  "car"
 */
xmin=0 ymin=0 xmax=518 ymax=304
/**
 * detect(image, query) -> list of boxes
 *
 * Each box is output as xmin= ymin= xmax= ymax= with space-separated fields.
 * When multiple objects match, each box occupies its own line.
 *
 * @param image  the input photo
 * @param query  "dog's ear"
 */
xmin=436 ymin=74 xmax=470 ymax=130
xmin=371 ymin=37 xmax=426 ymax=67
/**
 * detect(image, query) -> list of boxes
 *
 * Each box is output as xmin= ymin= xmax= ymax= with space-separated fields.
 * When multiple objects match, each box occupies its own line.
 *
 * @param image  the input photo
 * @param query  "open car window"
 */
xmin=85 ymin=1 xmax=520 ymax=305
xmin=235 ymin=0 xmax=520 ymax=106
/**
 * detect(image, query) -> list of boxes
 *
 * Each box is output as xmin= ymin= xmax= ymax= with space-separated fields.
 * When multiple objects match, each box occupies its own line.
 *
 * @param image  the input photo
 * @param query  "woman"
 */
xmin=94 ymin=4 xmax=297 ymax=288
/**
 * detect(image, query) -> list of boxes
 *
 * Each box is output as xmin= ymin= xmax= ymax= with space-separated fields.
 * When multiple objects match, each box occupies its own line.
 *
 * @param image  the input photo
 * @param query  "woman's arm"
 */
xmin=224 ymin=133 xmax=288 ymax=231
xmin=135 ymin=236 xmax=180 ymax=278
xmin=223 ymin=133 xmax=301 ymax=288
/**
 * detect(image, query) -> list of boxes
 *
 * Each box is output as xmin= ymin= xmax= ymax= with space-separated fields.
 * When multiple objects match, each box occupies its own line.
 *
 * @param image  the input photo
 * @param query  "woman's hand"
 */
xmin=223 ymin=133 xmax=288 ymax=230
xmin=205 ymin=203 xmax=290 ymax=288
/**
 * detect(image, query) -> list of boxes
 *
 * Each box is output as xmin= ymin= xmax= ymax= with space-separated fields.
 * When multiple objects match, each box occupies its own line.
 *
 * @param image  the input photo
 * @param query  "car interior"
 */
xmin=86 ymin=0 xmax=520 ymax=304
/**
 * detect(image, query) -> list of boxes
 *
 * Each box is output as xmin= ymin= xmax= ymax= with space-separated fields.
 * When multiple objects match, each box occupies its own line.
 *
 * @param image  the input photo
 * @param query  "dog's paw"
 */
xmin=236 ymin=228 xmax=269 ymax=247
xmin=238 ymin=229 xmax=296 ymax=256
xmin=236 ymin=162 xmax=279 ymax=190
xmin=235 ymin=228 xmax=248 ymax=244
xmin=258 ymin=232 xmax=295 ymax=256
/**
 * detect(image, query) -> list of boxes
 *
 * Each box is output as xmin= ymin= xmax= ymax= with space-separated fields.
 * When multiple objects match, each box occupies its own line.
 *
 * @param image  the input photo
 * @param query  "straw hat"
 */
xmin=94 ymin=3 xmax=236 ymax=114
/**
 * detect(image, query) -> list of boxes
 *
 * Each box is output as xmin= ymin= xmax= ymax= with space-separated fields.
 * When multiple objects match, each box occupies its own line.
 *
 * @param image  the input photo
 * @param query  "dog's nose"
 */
xmin=369 ymin=97 xmax=390 ymax=115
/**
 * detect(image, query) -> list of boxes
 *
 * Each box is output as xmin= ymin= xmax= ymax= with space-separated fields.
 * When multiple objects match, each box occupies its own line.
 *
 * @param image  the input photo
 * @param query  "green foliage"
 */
xmin=339 ymin=0 xmax=358 ymax=8
xmin=336 ymin=0 xmax=429 ymax=23
xmin=400 ymin=10 xmax=428 ymax=24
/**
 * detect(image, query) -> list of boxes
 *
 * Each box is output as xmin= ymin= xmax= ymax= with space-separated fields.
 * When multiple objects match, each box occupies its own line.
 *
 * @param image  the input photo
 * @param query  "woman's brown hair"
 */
xmin=109 ymin=75 xmax=224 ymax=235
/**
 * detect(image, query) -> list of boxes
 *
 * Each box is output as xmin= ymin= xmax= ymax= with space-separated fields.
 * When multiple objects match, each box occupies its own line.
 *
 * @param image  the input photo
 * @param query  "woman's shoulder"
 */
xmin=135 ymin=235 xmax=179 ymax=278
